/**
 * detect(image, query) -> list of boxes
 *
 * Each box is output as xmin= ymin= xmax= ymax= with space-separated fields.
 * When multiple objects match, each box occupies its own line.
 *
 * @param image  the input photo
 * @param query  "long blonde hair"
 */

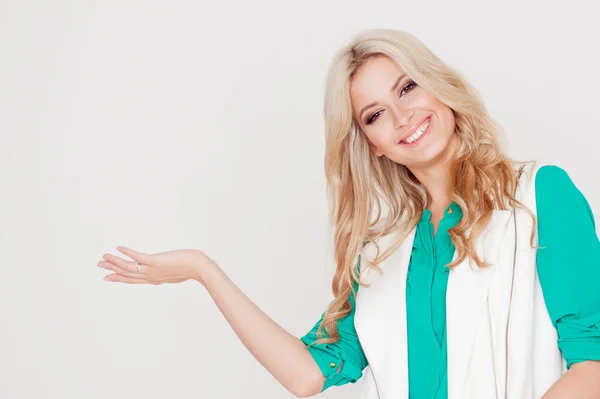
xmin=314 ymin=29 xmax=538 ymax=345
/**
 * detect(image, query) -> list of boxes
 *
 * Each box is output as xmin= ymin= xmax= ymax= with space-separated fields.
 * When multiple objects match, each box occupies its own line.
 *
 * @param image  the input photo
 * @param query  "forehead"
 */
xmin=350 ymin=56 xmax=405 ymax=109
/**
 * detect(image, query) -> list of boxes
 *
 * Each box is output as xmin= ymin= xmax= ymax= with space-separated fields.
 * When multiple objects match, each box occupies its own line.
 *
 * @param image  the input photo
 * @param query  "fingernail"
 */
xmin=103 ymin=275 xmax=111 ymax=281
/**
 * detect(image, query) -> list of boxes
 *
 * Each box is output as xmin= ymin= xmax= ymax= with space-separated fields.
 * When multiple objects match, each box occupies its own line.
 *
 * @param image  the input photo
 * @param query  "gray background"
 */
xmin=1 ymin=0 xmax=599 ymax=397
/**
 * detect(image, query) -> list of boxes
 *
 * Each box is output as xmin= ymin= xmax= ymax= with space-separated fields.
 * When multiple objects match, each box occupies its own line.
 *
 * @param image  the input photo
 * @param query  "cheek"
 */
xmin=436 ymin=106 xmax=455 ymax=135
xmin=366 ymin=127 xmax=397 ymax=153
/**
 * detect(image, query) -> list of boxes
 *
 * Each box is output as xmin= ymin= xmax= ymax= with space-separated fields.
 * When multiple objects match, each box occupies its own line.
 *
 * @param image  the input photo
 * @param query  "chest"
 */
xmin=353 ymin=207 xmax=564 ymax=399
xmin=432 ymin=211 xmax=446 ymax=234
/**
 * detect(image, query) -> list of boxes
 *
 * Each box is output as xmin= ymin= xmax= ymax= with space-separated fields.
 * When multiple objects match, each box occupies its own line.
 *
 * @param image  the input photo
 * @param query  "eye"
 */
xmin=365 ymin=80 xmax=418 ymax=125
xmin=399 ymin=80 xmax=417 ymax=97
xmin=366 ymin=110 xmax=382 ymax=125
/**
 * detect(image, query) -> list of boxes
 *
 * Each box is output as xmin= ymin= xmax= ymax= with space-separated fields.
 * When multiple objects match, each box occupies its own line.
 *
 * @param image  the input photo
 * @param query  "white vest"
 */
xmin=354 ymin=162 xmax=567 ymax=399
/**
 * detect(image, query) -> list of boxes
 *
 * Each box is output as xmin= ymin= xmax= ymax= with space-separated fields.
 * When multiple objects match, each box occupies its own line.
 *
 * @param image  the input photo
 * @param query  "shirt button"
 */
xmin=329 ymin=363 xmax=336 ymax=369
xmin=447 ymin=207 xmax=453 ymax=214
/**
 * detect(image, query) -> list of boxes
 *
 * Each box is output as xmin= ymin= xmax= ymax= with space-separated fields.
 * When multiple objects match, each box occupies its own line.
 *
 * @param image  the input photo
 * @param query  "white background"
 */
xmin=1 ymin=0 xmax=599 ymax=398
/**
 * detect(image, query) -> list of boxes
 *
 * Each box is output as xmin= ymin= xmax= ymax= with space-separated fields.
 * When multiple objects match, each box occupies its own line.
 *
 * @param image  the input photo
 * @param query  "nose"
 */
xmin=391 ymin=104 xmax=414 ymax=130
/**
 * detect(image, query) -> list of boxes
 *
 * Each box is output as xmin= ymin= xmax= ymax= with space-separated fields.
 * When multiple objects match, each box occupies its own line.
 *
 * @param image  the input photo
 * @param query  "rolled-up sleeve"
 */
xmin=535 ymin=165 xmax=600 ymax=368
xmin=300 ymin=258 xmax=368 ymax=391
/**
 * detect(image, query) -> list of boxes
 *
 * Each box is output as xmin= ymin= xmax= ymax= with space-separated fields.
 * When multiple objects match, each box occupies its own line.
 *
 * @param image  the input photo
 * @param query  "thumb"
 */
xmin=116 ymin=246 xmax=155 ymax=266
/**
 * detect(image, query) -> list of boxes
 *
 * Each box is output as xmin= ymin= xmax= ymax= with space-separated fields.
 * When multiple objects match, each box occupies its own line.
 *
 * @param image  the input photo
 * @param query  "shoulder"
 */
xmin=533 ymin=163 xmax=596 ymax=229
xmin=516 ymin=162 xmax=579 ymax=197
xmin=534 ymin=164 xmax=584 ymax=202
xmin=511 ymin=162 xmax=585 ymax=214
xmin=534 ymin=164 xmax=573 ymax=187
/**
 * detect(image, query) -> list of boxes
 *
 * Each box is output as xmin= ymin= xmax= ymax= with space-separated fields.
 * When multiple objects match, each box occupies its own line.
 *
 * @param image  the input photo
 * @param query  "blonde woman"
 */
xmin=98 ymin=29 xmax=600 ymax=398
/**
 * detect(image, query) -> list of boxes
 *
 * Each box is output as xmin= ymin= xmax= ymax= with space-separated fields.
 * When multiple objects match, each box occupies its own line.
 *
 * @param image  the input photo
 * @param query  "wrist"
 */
xmin=192 ymin=253 xmax=221 ymax=286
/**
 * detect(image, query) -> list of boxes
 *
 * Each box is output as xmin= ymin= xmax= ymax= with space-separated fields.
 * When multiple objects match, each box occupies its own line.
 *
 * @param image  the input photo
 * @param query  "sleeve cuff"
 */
xmin=556 ymin=311 xmax=600 ymax=369
xmin=300 ymin=337 xmax=363 ymax=391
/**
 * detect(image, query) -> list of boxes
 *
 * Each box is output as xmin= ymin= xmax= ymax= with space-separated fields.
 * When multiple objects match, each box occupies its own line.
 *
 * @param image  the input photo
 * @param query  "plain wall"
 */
xmin=1 ymin=0 xmax=598 ymax=397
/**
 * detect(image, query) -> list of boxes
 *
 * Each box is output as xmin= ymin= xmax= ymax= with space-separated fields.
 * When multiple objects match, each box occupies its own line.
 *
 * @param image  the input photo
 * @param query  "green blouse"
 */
xmin=300 ymin=165 xmax=600 ymax=397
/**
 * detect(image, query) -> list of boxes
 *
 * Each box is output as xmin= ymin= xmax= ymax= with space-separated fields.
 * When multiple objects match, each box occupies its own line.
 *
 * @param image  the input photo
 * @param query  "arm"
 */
xmin=102 ymin=242 xmax=366 ymax=396
xmin=534 ymin=165 xmax=600 ymax=398
xmin=199 ymin=264 xmax=325 ymax=397
xmin=542 ymin=360 xmax=600 ymax=399
xmin=299 ymin=277 xmax=368 ymax=392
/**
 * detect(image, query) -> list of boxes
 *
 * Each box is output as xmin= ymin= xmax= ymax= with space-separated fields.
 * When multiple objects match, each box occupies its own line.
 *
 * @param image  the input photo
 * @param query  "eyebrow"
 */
xmin=358 ymin=73 xmax=407 ymax=120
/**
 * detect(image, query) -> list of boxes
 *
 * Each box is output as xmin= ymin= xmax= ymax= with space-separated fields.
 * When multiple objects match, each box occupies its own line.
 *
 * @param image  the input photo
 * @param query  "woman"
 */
xmin=97 ymin=29 xmax=600 ymax=398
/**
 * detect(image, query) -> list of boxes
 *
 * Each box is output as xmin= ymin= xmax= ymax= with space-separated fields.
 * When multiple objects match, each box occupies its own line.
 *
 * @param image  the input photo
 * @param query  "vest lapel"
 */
xmin=355 ymin=220 xmax=417 ymax=399
xmin=446 ymin=209 xmax=514 ymax=398
xmin=356 ymin=208 xmax=514 ymax=399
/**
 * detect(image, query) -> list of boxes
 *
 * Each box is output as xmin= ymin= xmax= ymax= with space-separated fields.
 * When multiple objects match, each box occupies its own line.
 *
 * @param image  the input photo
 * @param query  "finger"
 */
xmin=98 ymin=261 xmax=143 ymax=278
xmin=102 ymin=253 xmax=145 ymax=275
xmin=116 ymin=246 xmax=154 ymax=266
xmin=104 ymin=274 xmax=155 ymax=284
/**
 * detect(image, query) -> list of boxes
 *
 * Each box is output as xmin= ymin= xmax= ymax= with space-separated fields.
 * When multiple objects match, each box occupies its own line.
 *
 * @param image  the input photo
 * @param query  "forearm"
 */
xmin=542 ymin=361 xmax=600 ymax=399
xmin=198 ymin=264 xmax=324 ymax=397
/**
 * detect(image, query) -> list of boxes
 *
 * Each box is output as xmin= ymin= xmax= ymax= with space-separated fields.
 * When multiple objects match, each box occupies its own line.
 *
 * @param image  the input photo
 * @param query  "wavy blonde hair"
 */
xmin=313 ymin=29 xmax=539 ymax=346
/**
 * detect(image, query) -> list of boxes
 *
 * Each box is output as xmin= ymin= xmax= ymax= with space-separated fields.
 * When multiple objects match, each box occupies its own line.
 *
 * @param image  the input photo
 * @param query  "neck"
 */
xmin=409 ymin=134 xmax=457 ymax=209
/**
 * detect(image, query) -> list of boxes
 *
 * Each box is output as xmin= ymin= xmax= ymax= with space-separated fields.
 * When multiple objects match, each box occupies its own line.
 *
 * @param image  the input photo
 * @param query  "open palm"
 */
xmin=98 ymin=246 xmax=212 ymax=285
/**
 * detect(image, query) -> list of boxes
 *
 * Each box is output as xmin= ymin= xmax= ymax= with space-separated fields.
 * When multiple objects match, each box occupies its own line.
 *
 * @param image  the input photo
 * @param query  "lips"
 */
xmin=398 ymin=115 xmax=432 ymax=144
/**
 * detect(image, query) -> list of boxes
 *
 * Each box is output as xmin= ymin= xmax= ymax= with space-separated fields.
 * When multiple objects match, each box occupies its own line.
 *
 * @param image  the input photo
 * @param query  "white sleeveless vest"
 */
xmin=354 ymin=162 xmax=567 ymax=399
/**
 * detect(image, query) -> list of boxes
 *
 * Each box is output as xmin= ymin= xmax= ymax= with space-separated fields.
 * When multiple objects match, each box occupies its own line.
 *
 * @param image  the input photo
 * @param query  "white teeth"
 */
xmin=402 ymin=118 xmax=430 ymax=144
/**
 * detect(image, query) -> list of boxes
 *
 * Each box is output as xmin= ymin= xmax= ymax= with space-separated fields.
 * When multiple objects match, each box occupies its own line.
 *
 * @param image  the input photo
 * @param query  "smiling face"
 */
xmin=350 ymin=55 xmax=457 ymax=170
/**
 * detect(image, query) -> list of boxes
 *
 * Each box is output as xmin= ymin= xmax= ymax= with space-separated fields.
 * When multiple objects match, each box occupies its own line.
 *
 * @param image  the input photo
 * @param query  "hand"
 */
xmin=98 ymin=246 xmax=217 ymax=285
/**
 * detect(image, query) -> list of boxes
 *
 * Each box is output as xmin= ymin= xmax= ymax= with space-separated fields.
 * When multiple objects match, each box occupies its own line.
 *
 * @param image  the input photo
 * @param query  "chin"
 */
xmin=395 ymin=135 xmax=455 ymax=167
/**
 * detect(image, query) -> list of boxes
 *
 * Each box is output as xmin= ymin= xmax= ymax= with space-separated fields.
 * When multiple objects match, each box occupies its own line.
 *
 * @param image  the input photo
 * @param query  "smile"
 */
xmin=399 ymin=116 xmax=432 ymax=146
